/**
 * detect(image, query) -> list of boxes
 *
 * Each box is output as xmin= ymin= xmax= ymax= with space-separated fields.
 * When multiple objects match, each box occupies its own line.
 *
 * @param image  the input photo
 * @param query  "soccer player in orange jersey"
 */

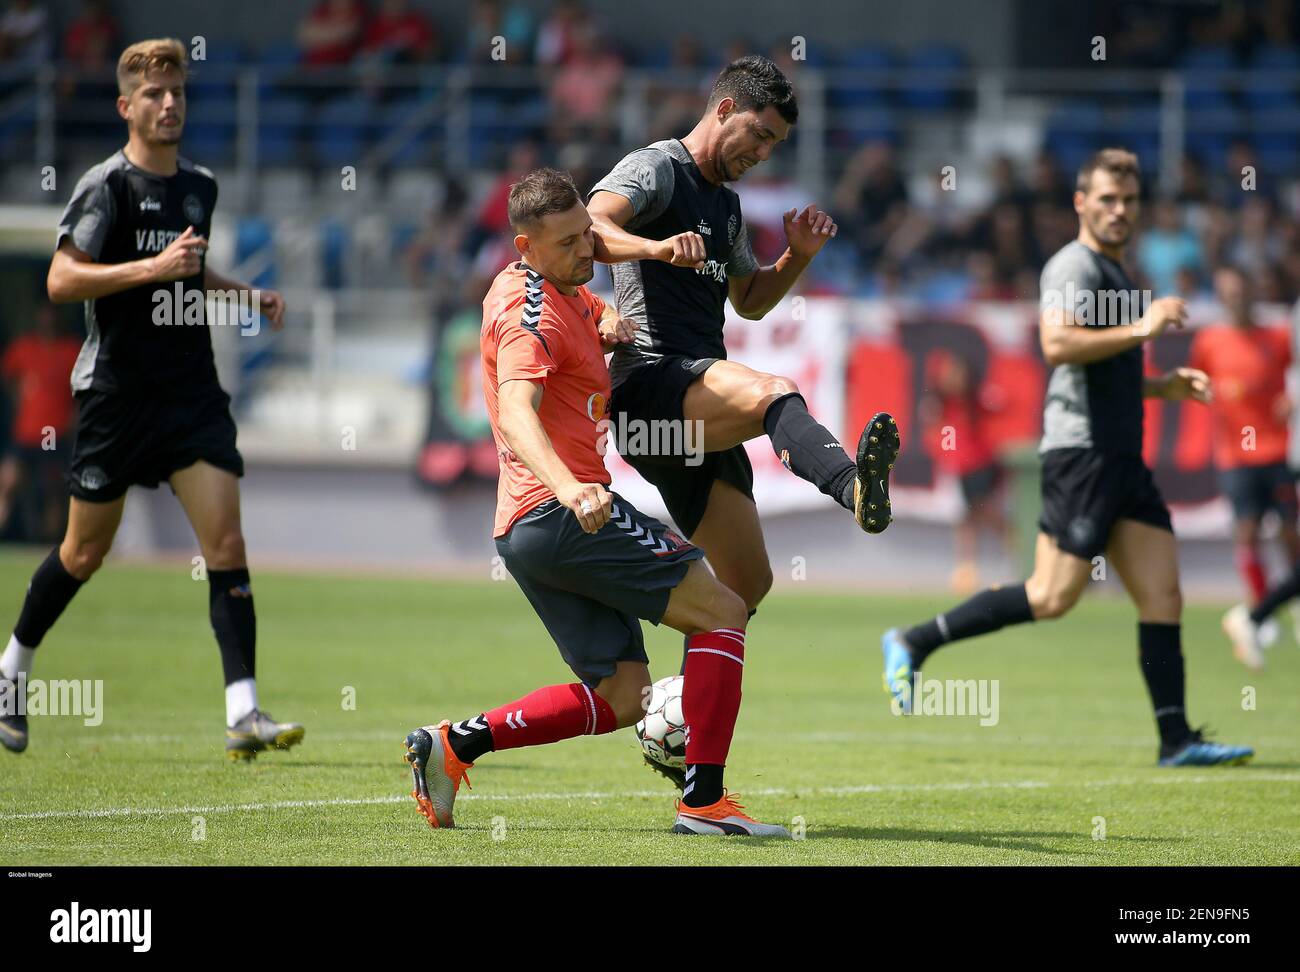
xmin=1192 ymin=266 xmax=1298 ymax=669
xmin=401 ymin=169 xmax=789 ymax=837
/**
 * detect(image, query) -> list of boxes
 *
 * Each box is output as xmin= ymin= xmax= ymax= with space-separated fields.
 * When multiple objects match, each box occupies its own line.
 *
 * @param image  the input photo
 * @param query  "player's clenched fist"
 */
xmin=1139 ymin=296 xmax=1187 ymax=338
xmin=658 ymin=231 xmax=707 ymax=269
xmin=558 ymin=481 xmax=613 ymax=533
xmin=150 ymin=225 xmax=207 ymax=282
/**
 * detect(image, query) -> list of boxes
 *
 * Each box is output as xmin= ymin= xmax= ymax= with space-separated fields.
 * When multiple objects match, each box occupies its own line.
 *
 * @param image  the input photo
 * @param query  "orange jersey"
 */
xmin=481 ymin=262 xmax=611 ymax=537
xmin=1188 ymin=323 xmax=1291 ymax=469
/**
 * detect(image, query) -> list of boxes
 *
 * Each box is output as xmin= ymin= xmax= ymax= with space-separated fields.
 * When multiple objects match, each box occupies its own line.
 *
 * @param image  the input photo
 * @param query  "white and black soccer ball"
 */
xmin=635 ymin=674 xmax=687 ymax=770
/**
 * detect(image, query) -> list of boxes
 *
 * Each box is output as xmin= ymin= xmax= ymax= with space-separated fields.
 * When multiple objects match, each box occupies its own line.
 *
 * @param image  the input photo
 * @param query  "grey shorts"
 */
xmin=495 ymin=491 xmax=704 ymax=686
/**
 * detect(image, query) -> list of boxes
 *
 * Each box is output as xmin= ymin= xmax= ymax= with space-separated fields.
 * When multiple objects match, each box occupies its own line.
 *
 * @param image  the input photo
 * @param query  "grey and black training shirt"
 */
xmin=1038 ymin=240 xmax=1147 ymax=456
xmin=56 ymin=150 xmax=220 ymax=396
xmin=588 ymin=138 xmax=760 ymax=387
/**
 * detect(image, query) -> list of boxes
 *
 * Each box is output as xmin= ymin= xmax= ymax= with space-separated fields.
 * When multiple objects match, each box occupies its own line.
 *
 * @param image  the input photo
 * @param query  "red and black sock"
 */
xmin=448 ymin=682 xmax=617 ymax=764
xmin=681 ymin=627 xmax=746 ymax=807
xmin=1235 ymin=544 xmax=1268 ymax=602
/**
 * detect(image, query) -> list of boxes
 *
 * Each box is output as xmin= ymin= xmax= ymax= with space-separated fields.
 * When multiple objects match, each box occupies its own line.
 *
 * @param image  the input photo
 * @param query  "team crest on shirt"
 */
xmin=586 ymin=392 xmax=608 ymax=421
xmin=182 ymin=194 xmax=204 ymax=225
xmin=727 ymin=214 xmax=738 ymax=245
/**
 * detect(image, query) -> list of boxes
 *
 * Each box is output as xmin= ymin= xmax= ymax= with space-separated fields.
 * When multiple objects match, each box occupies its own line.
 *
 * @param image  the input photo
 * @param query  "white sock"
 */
xmin=1 ymin=634 xmax=34 ymax=682
xmin=225 ymin=678 xmax=258 ymax=727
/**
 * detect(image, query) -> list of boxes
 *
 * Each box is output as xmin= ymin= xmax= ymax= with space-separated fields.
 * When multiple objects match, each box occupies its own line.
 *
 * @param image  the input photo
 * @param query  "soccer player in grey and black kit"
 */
xmin=587 ymin=57 xmax=898 ymax=693
xmin=0 ymin=39 xmax=302 ymax=759
xmin=881 ymin=149 xmax=1252 ymax=767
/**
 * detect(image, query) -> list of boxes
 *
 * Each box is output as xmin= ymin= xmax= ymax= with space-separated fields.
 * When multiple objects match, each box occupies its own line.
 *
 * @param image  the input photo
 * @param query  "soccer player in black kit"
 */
xmin=588 ymin=56 xmax=899 ymax=628
xmin=0 ymin=39 xmax=303 ymax=759
xmin=881 ymin=149 xmax=1252 ymax=767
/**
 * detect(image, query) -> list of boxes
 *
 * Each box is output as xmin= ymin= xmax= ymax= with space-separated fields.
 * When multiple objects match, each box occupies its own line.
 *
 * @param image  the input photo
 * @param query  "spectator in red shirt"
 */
xmin=547 ymin=22 xmax=623 ymax=144
xmin=921 ymin=348 xmax=1014 ymax=594
xmin=0 ymin=307 xmax=83 ymax=540
xmin=62 ymin=0 xmax=118 ymax=71
xmin=361 ymin=0 xmax=437 ymax=64
xmin=298 ymin=0 xmax=367 ymax=68
xmin=1188 ymin=265 xmax=1296 ymax=667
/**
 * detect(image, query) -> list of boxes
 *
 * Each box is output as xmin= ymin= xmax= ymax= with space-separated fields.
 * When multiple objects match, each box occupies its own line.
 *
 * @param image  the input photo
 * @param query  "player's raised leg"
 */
xmin=683 ymin=359 xmax=899 ymax=533
xmin=0 ymin=494 xmax=123 ymax=753
xmin=882 ymin=531 xmax=1088 ymax=713
xmin=1106 ymin=519 xmax=1253 ymax=766
xmin=170 ymin=459 xmax=303 ymax=760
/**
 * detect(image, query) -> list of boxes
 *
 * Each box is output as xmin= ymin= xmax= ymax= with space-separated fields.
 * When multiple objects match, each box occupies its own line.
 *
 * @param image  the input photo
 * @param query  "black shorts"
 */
xmin=67 ymin=385 xmax=244 ymax=502
xmin=1038 ymin=448 xmax=1172 ymax=560
xmin=610 ymin=354 xmax=754 ymax=538
xmin=959 ymin=463 xmax=1004 ymax=509
xmin=495 ymin=492 xmax=703 ymax=686
xmin=1218 ymin=462 xmax=1297 ymax=522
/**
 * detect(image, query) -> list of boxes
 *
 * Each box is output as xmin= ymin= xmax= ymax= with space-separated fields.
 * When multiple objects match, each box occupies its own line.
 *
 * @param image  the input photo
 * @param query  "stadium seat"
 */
xmin=828 ymin=44 xmax=896 ymax=111
xmin=371 ymin=97 xmax=435 ymax=168
xmin=235 ymin=217 xmax=276 ymax=288
xmin=312 ymin=95 xmax=373 ymax=168
xmin=319 ymin=218 xmax=350 ymax=290
xmin=901 ymin=43 xmax=965 ymax=111
xmin=258 ymin=98 xmax=308 ymax=167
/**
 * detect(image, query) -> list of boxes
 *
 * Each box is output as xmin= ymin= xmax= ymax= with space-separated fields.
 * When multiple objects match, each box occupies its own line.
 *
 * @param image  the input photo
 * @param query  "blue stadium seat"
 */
xmin=312 ymin=95 xmax=372 ymax=167
xmin=376 ymin=97 xmax=434 ymax=167
xmin=235 ymin=217 xmax=276 ymax=287
xmin=828 ymin=44 xmax=895 ymax=111
xmin=258 ymin=98 xmax=308 ymax=167
xmin=901 ymin=43 xmax=965 ymax=111
xmin=1044 ymin=100 xmax=1105 ymax=174
xmin=319 ymin=218 xmax=350 ymax=290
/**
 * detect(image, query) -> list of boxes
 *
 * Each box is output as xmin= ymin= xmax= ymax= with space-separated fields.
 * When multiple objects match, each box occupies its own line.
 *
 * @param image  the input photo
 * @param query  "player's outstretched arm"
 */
xmin=497 ymin=378 xmax=612 ymax=533
xmin=205 ymin=266 xmax=286 ymax=330
xmin=46 ymin=227 xmax=205 ymax=303
xmin=728 ymin=204 xmax=836 ymax=320
xmin=588 ymin=191 xmax=704 ymax=268
xmin=1039 ymin=296 xmax=1187 ymax=367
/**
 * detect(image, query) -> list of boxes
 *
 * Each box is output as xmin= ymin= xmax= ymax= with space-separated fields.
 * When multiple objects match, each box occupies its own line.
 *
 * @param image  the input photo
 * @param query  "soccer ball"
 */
xmin=635 ymin=675 xmax=687 ymax=770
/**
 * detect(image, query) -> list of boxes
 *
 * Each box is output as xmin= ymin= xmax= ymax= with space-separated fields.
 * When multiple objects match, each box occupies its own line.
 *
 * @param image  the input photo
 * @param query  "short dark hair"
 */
xmin=708 ymin=55 xmax=798 ymax=125
xmin=1076 ymin=148 xmax=1140 ymax=193
xmin=507 ymin=167 xmax=581 ymax=231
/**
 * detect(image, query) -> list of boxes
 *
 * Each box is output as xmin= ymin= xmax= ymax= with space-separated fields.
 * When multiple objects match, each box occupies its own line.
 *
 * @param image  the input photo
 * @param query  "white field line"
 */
xmin=3 ymin=773 xmax=1299 ymax=823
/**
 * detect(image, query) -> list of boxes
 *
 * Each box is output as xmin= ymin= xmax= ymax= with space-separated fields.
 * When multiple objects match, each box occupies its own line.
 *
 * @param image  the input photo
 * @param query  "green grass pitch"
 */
xmin=1 ymin=550 xmax=1297 ymax=865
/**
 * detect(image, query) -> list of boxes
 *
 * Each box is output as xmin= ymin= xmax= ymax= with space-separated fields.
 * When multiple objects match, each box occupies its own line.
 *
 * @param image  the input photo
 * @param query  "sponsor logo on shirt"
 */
xmin=139 ymin=197 xmax=161 ymax=212
xmin=696 ymin=220 xmax=712 ymax=237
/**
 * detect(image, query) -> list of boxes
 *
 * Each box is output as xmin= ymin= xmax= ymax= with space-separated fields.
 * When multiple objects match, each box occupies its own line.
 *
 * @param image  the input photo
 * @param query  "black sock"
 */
xmin=1249 ymin=563 xmax=1300 ymax=624
xmin=763 ymin=393 xmax=856 ymax=512
xmin=904 ymin=584 xmax=1034 ymax=668
xmin=682 ymin=763 xmax=724 ymax=807
xmin=1138 ymin=622 xmax=1191 ymax=747
xmin=209 ymin=568 xmax=256 ymax=685
xmin=447 ymin=714 xmax=494 ymax=763
xmin=14 ymin=547 xmax=85 ymax=648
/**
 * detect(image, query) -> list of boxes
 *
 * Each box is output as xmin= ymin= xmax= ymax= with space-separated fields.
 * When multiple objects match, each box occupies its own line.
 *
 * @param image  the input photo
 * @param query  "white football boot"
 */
xmin=1223 ymin=604 xmax=1266 ymax=671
